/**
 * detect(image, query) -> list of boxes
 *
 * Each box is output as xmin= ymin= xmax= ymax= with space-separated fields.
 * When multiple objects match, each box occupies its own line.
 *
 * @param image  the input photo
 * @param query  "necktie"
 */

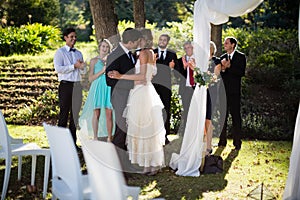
xmin=70 ymin=48 xmax=76 ymax=52
xmin=128 ymin=51 xmax=134 ymax=64
xmin=189 ymin=66 xmax=194 ymax=86
xmin=228 ymin=54 xmax=231 ymax=60
xmin=159 ymin=51 xmax=164 ymax=61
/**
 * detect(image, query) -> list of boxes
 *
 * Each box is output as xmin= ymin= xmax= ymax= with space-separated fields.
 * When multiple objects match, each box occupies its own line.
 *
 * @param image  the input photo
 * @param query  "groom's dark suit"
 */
xmin=152 ymin=48 xmax=178 ymax=138
xmin=106 ymin=44 xmax=135 ymax=150
xmin=219 ymin=50 xmax=246 ymax=149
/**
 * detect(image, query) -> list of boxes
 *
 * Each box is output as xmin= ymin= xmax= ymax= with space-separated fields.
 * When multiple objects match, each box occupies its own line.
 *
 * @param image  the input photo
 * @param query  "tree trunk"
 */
xmin=89 ymin=0 xmax=119 ymax=48
xmin=211 ymin=24 xmax=222 ymax=56
xmin=133 ymin=0 xmax=145 ymax=28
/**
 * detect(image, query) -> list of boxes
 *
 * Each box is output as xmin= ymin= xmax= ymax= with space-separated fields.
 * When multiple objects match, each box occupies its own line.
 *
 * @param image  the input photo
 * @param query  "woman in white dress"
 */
xmin=108 ymin=29 xmax=166 ymax=175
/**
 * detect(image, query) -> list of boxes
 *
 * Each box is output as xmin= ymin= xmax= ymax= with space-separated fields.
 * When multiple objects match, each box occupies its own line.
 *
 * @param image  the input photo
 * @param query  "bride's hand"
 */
xmin=109 ymin=70 xmax=122 ymax=79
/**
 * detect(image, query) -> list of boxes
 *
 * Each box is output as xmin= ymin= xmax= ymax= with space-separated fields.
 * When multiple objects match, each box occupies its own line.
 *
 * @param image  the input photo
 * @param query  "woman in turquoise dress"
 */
xmin=79 ymin=39 xmax=114 ymax=141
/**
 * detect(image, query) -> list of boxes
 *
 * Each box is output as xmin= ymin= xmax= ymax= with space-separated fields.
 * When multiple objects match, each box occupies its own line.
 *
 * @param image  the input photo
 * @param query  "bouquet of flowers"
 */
xmin=193 ymin=67 xmax=219 ymax=88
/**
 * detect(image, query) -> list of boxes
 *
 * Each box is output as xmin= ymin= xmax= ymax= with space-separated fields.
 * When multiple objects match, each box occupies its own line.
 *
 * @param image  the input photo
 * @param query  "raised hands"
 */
xmin=169 ymin=59 xmax=175 ymax=69
xmin=74 ymin=59 xmax=86 ymax=70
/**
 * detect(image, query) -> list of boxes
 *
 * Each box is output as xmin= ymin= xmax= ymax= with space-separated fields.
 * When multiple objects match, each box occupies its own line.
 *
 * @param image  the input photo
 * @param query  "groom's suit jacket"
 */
xmin=106 ymin=44 xmax=135 ymax=150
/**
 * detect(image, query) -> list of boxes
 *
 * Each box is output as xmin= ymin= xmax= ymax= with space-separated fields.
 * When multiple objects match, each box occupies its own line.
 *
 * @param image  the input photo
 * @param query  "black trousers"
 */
xmin=219 ymin=93 xmax=242 ymax=148
xmin=179 ymin=86 xmax=194 ymax=135
xmin=58 ymin=81 xmax=82 ymax=146
xmin=153 ymin=84 xmax=171 ymax=136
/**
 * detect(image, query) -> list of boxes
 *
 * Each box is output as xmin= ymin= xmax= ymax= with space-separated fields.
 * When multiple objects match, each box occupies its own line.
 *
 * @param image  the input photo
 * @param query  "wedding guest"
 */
xmin=205 ymin=41 xmax=221 ymax=155
xmin=176 ymin=41 xmax=196 ymax=134
xmin=105 ymin=28 xmax=141 ymax=150
xmin=79 ymin=39 xmax=114 ymax=142
xmin=153 ymin=34 xmax=179 ymax=144
xmin=218 ymin=36 xmax=246 ymax=150
xmin=54 ymin=27 xmax=86 ymax=149
xmin=108 ymin=29 xmax=165 ymax=175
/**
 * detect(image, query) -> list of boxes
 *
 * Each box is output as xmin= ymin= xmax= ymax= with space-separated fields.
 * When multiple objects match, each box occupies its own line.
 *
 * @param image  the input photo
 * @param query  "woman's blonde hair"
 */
xmin=98 ymin=38 xmax=113 ymax=53
xmin=210 ymin=41 xmax=217 ymax=56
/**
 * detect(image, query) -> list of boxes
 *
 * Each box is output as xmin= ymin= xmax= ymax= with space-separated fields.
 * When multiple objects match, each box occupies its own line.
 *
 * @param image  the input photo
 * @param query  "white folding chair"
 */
xmin=0 ymin=111 xmax=50 ymax=200
xmin=79 ymin=134 xmax=140 ymax=200
xmin=43 ymin=123 xmax=91 ymax=200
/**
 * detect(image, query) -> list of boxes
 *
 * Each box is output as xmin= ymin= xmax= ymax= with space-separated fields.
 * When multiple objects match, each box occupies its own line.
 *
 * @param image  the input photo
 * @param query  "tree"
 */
xmin=211 ymin=24 xmax=222 ymax=56
xmin=0 ymin=0 xmax=59 ymax=27
xmin=133 ymin=0 xmax=145 ymax=28
xmin=89 ymin=0 xmax=119 ymax=47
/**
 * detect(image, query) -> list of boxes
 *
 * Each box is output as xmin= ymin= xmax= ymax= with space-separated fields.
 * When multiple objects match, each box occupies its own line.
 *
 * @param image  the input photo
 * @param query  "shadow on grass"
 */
xmin=128 ymin=143 xmax=240 ymax=200
xmin=0 ymin=156 xmax=51 ymax=199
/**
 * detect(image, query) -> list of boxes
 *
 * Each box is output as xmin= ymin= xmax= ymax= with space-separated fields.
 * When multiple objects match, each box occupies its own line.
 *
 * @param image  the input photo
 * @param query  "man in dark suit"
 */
xmin=106 ymin=28 xmax=141 ymax=150
xmin=218 ymin=36 xmax=246 ymax=150
xmin=152 ymin=34 xmax=179 ymax=144
xmin=176 ymin=41 xmax=195 ymax=134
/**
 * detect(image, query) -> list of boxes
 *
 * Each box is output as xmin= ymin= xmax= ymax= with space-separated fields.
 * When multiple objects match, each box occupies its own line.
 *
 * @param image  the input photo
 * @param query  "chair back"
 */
xmin=80 ymin=138 xmax=124 ymax=200
xmin=43 ymin=123 xmax=83 ymax=200
xmin=0 ymin=111 xmax=11 ymax=158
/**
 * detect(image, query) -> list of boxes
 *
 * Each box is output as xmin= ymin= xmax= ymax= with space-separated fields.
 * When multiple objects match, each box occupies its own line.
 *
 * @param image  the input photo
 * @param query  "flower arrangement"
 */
xmin=193 ymin=67 xmax=219 ymax=88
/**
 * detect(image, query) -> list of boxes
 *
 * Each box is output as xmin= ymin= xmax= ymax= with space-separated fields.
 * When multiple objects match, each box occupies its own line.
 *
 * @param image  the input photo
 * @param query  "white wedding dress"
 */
xmin=124 ymin=59 xmax=166 ymax=168
xmin=169 ymin=0 xmax=263 ymax=177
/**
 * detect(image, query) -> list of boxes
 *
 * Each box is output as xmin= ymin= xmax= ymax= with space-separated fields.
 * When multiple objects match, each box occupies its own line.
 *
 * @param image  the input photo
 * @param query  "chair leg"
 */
xmin=31 ymin=155 xmax=37 ymax=185
xmin=42 ymin=152 xmax=51 ymax=198
xmin=1 ymin=157 xmax=12 ymax=200
xmin=17 ymin=155 xmax=22 ymax=180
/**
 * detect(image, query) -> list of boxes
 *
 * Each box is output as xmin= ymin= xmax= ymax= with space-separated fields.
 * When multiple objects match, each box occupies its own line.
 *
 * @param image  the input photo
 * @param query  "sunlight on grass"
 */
xmin=7 ymin=125 xmax=49 ymax=148
xmin=5 ymin=125 xmax=292 ymax=199
xmin=0 ymin=42 xmax=98 ymax=69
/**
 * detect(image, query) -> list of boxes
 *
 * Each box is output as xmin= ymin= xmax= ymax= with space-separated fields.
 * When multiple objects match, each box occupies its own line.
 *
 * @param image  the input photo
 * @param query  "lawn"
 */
xmin=1 ymin=125 xmax=292 ymax=200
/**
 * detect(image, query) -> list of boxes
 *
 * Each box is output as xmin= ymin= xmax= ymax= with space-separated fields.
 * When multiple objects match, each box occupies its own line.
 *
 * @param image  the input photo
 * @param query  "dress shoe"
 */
xmin=218 ymin=141 xmax=227 ymax=147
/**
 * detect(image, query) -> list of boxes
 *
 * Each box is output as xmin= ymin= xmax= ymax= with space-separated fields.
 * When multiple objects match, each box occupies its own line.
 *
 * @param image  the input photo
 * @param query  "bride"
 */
xmin=108 ymin=29 xmax=166 ymax=175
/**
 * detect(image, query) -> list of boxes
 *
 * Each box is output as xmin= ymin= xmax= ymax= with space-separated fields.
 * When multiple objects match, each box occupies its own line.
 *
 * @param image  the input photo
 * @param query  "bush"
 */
xmin=0 ymin=23 xmax=61 ymax=56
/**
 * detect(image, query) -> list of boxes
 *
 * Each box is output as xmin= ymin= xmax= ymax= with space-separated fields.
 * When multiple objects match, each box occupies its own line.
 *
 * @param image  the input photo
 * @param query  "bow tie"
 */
xmin=69 ymin=48 xmax=76 ymax=52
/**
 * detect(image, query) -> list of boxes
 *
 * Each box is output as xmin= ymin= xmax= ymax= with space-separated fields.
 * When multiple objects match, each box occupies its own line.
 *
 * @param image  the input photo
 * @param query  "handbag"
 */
xmin=201 ymin=155 xmax=223 ymax=174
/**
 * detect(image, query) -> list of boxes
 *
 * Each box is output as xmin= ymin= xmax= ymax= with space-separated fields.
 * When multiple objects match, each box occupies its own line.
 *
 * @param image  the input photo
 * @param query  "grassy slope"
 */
xmin=4 ymin=125 xmax=292 ymax=200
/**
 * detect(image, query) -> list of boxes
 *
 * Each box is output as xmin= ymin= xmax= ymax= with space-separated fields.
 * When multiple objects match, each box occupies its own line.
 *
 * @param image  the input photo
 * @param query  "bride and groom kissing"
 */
xmin=105 ymin=28 xmax=165 ymax=175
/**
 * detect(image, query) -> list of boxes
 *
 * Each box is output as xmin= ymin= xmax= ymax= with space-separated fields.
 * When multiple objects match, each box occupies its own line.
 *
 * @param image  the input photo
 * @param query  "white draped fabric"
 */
xmin=169 ymin=0 xmax=263 ymax=177
xmin=283 ymin=103 xmax=300 ymax=199
xmin=169 ymin=86 xmax=207 ymax=176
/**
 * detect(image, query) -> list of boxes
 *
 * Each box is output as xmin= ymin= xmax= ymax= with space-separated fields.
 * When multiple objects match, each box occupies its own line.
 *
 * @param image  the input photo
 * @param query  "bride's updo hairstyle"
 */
xmin=139 ymin=28 xmax=153 ymax=49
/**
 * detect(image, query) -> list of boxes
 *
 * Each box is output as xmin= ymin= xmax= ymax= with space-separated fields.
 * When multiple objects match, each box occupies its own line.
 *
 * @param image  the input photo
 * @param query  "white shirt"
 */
xmin=185 ymin=54 xmax=195 ymax=87
xmin=228 ymin=50 xmax=235 ymax=60
xmin=119 ymin=42 xmax=135 ymax=63
xmin=158 ymin=47 xmax=167 ymax=60
xmin=53 ymin=45 xmax=86 ymax=82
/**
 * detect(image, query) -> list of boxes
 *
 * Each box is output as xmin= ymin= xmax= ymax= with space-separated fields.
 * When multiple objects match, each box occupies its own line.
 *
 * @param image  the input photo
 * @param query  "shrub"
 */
xmin=0 ymin=23 xmax=61 ymax=56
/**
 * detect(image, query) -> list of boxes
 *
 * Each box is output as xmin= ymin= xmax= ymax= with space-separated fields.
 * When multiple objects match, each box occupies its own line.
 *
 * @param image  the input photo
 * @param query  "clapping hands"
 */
xmin=74 ymin=59 xmax=86 ymax=70
xmin=221 ymin=58 xmax=231 ymax=72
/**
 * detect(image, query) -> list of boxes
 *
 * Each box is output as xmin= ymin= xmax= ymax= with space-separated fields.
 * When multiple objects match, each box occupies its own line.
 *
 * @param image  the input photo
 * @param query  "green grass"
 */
xmin=2 ymin=125 xmax=292 ymax=199
xmin=0 ymin=42 xmax=98 ymax=69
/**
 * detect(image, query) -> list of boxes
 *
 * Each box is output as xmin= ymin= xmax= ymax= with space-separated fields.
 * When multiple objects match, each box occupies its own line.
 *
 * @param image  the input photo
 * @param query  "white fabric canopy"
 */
xmin=169 ymin=0 xmax=263 ymax=177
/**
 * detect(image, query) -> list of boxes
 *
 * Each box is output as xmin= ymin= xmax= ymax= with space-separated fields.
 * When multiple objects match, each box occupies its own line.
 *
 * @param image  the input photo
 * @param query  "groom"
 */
xmin=106 ymin=28 xmax=141 ymax=150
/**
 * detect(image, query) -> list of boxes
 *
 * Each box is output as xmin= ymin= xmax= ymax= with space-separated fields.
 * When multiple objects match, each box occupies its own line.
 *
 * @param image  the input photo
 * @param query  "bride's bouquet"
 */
xmin=193 ymin=68 xmax=219 ymax=88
